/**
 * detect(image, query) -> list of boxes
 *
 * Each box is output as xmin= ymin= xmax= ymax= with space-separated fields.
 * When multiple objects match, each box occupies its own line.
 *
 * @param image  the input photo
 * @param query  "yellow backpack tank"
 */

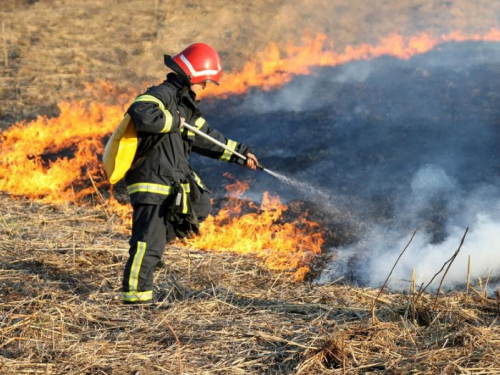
xmin=102 ymin=114 xmax=138 ymax=185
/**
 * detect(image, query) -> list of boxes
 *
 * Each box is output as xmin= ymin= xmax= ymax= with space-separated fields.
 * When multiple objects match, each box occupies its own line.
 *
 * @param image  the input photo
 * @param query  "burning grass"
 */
xmin=0 ymin=194 xmax=499 ymax=374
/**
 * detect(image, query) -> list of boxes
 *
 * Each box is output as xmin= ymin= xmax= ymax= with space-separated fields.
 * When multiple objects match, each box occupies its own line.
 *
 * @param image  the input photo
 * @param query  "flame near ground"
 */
xmin=1 ymin=30 xmax=499 ymax=281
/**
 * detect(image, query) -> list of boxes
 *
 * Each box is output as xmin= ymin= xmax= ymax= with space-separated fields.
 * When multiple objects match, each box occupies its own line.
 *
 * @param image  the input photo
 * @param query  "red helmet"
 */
xmin=169 ymin=43 xmax=222 ymax=85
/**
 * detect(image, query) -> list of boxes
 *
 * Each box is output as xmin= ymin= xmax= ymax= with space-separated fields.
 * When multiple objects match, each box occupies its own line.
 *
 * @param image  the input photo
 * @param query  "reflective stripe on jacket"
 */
xmin=124 ymin=73 xmax=250 ymax=206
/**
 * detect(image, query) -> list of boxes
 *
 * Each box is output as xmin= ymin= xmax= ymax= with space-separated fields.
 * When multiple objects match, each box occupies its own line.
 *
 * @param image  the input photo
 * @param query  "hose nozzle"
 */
xmin=256 ymin=163 xmax=265 ymax=171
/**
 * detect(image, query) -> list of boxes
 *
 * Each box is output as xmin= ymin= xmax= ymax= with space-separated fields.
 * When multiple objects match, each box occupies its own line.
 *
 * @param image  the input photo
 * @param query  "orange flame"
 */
xmin=0 ymin=82 xmax=131 ymax=203
xmin=1 ymin=30 xmax=500 ymax=278
xmin=202 ymin=28 xmax=500 ymax=97
xmin=182 ymin=175 xmax=324 ymax=280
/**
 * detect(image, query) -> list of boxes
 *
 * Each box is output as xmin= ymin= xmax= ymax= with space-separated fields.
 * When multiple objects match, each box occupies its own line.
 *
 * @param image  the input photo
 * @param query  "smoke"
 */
xmin=195 ymin=41 xmax=500 ymax=291
xmin=242 ymin=78 xmax=320 ymax=113
xmin=319 ymin=176 xmax=500 ymax=292
xmin=242 ymin=62 xmax=373 ymax=113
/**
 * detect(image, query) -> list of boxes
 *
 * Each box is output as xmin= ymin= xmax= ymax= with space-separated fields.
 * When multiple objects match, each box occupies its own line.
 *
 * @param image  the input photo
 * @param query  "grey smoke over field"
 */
xmin=196 ymin=41 xmax=500 ymax=291
xmin=320 ymin=173 xmax=500 ymax=291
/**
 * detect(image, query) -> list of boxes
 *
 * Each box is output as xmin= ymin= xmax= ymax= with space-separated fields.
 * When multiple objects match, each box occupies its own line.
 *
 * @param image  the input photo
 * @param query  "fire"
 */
xmin=1 ymin=30 xmax=500 ymax=278
xmin=202 ymin=28 xmax=500 ymax=97
xmin=182 ymin=176 xmax=324 ymax=281
xmin=0 ymin=82 xmax=130 ymax=203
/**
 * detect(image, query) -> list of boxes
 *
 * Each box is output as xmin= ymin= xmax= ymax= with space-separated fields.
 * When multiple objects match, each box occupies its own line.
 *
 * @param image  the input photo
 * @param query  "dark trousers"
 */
xmin=122 ymin=191 xmax=211 ymax=303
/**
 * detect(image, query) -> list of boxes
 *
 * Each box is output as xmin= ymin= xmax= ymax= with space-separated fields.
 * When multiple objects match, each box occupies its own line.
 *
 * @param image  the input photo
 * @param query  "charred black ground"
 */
xmin=194 ymin=41 xmax=500 ymax=289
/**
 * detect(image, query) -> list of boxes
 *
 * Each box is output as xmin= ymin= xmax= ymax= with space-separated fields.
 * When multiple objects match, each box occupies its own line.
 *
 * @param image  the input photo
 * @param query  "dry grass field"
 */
xmin=2 ymin=0 xmax=500 ymax=127
xmin=1 ymin=1 xmax=500 ymax=374
xmin=1 ymin=195 xmax=499 ymax=373
xmin=0 ymin=195 xmax=499 ymax=374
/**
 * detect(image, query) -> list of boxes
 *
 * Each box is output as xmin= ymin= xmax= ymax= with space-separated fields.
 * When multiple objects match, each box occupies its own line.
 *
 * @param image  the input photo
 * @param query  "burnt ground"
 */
xmin=191 ymin=40 xmax=500 ymax=290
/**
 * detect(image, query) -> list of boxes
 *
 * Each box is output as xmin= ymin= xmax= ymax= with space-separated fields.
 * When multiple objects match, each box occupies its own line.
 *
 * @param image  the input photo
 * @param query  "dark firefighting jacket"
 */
xmin=124 ymin=73 xmax=251 ymax=209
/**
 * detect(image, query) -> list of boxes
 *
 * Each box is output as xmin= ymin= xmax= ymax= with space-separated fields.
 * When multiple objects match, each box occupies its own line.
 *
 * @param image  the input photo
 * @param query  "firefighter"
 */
xmin=122 ymin=43 xmax=259 ymax=305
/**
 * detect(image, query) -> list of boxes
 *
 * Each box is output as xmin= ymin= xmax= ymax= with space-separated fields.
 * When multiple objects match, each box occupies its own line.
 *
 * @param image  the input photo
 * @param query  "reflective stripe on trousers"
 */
xmin=123 ymin=241 xmax=153 ymax=302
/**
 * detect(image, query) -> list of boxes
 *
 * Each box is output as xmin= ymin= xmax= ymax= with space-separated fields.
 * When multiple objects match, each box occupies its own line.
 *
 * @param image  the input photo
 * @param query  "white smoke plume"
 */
xmin=319 ymin=167 xmax=500 ymax=293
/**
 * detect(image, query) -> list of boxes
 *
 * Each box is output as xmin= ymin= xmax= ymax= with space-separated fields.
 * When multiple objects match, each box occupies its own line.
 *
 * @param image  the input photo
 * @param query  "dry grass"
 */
xmin=0 ymin=194 xmax=498 ymax=374
xmin=1 ymin=1 xmax=500 ymax=373
xmin=3 ymin=0 xmax=500 ymax=128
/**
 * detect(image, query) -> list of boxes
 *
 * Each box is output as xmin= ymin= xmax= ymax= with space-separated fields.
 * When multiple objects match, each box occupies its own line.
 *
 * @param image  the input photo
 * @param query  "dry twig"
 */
xmin=371 ymin=230 xmax=417 ymax=323
xmin=433 ymin=227 xmax=469 ymax=308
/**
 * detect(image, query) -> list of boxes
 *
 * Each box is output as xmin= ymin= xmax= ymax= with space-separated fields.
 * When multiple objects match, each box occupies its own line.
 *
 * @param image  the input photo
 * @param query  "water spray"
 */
xmin=184 ymin=123 xmax=344 ymax=216
xmin=183 ymin=123 xmax=265 ymax=170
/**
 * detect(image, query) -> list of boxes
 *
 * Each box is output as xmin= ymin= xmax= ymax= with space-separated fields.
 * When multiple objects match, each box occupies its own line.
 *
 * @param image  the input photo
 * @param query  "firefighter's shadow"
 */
xmin=154 ymin=272 xmax=349 ymax=322
xmin=148 ymin=282 xmax=321 ymax=373
xmin=153 ymin=268 xmax=247 ymax=305
xmin=154 ymin=275 xmax=192 ymax=304
xmin=148 ymin=281 xmax=356 ymax=373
